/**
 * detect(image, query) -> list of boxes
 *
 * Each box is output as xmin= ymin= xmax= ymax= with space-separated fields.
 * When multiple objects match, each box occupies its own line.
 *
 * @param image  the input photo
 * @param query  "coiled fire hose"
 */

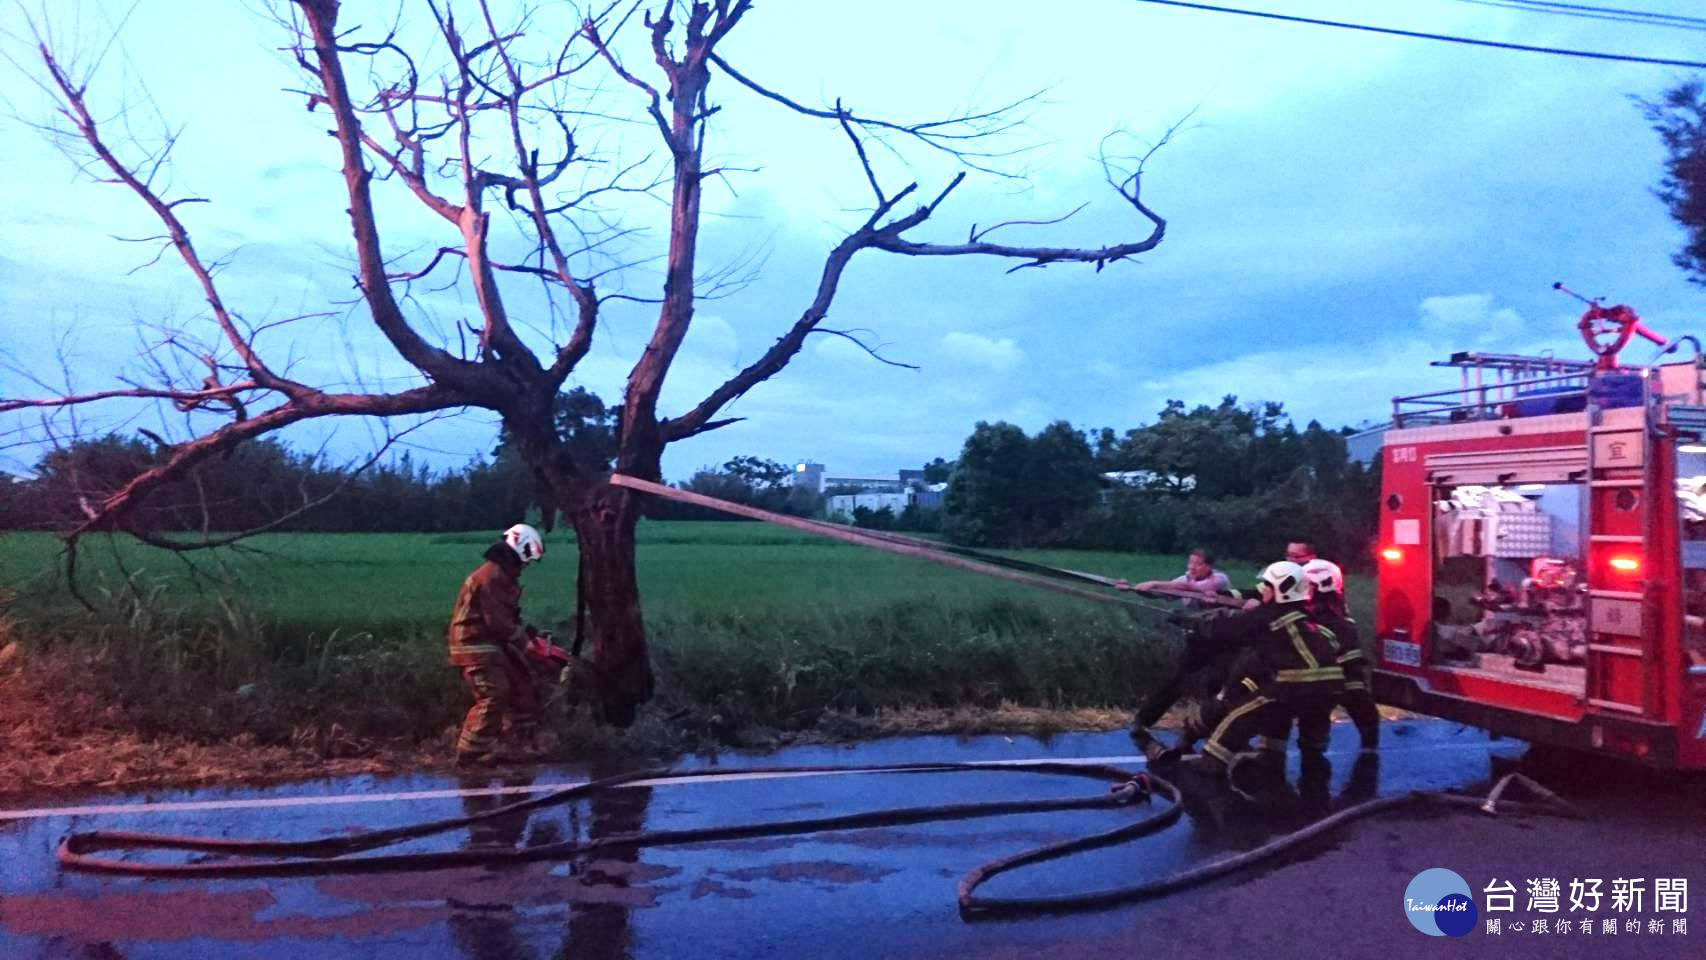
xmin=57 ymin=762 xmax=1577 ymax=918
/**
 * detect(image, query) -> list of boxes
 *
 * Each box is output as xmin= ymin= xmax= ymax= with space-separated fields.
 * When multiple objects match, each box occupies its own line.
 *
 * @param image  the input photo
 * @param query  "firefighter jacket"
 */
xmin=448 ymin=545 xmax=530 ymax=667
xmin=1314 ymin=609 xmax=1364 ymax=671
xmin=1197 ymin=600 xmax=1345 ymax=696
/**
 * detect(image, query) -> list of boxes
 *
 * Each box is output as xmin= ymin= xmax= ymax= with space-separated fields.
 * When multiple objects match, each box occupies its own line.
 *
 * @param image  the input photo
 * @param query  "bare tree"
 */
xmin=4 ymin=0 xmax=1171 ymax=727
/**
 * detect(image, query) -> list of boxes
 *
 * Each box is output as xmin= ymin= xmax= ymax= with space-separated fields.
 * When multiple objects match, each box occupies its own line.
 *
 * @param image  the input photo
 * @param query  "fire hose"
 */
xmin=56 ymin=762 xmax=1578 ymax=917
xmin=54 ymin=479 xmax=1581 ymax=911
xmin=605 ymin=474 xmax=1241 ymax=615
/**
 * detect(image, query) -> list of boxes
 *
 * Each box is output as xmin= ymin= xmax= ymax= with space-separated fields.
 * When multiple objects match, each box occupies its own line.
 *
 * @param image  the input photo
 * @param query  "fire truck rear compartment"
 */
xmin=1374 ymin=346 xmax=1706 ymax=769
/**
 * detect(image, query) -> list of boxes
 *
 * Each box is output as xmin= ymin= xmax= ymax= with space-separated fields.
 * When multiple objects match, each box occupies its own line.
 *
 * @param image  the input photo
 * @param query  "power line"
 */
xmin=1449 ymin=0 xmax=1706 ymax=31
xmin=1486 ymin=0 xmax=1706 ymax=29
xmin=1130 ymin=0 xmax=1706 ymax=67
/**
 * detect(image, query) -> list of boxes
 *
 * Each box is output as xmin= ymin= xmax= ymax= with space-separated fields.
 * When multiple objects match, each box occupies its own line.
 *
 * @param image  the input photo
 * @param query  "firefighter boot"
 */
xmin=498 ymin=725 xmax=556 ymax=763
xmin=1298 ymin=751 xmax=1332 ymax=814
xmin=454 ymin=748 xmax=498 ymax=768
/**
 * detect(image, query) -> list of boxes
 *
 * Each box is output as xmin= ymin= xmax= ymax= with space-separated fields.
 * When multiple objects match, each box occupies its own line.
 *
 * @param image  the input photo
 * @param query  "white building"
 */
xmin=826 ymin=483 xmax=946 ymax=518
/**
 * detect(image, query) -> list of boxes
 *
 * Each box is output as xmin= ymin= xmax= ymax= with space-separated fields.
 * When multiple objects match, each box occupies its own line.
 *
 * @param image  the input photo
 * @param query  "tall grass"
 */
xmin=0 ymin=524 xmax=1375 ymax=744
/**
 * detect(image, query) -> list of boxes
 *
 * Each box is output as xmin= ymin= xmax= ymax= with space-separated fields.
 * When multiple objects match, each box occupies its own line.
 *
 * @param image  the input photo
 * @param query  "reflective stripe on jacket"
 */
xmin=1316 ymin=611 xmax=1364 ymax=666
xmin=1201 ymin=601 xmax=1345 ymax=693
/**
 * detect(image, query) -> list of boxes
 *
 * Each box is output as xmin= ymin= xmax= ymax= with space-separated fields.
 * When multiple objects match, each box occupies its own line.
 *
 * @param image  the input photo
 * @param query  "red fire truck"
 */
xmin=1372 ymin=297 xmax=1706 ymax=769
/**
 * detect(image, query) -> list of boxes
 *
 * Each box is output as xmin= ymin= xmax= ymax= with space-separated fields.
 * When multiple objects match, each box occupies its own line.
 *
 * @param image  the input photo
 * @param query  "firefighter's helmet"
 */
xmin=503 ymin=523 xmax=546 ymax=565
xmin=1302 ymin=558 xmax=1343 ymax=596
xmin=1259 ymin=560 xmax=1309 ymax=604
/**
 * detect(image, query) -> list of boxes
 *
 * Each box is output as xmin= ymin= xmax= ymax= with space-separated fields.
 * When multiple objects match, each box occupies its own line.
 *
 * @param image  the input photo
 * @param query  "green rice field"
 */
xmin=0 ymin=523 xmax=1375 ymax=744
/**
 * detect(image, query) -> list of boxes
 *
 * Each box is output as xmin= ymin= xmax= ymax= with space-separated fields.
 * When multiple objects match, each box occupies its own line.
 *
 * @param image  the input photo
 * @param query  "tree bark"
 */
xmin=565 ymin=482 xmax=653 ymax=727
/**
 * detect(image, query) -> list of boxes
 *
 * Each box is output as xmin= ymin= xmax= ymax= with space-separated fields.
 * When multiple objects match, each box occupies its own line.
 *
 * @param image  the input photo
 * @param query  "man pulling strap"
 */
xmin=1121 ymin=548 xmax=1247 ymax=762
xmin=1176 ymin=560 xmax=1345 ymax=787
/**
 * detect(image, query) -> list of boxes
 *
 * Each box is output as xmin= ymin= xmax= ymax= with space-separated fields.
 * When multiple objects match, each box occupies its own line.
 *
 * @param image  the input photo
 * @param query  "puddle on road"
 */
xmin=0 ymin=886 xmax=444 ymax=943
xmin=709 ymin=860 xmax=899 ymax=886
xmin=1 ymin=720 xmax=1559 ymax=959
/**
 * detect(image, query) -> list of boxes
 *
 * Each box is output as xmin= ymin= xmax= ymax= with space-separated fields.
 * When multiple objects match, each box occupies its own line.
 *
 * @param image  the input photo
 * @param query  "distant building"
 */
xmin=826 ymin=483 xmax=946 ymax=518
xmin=823 ymin=476 xmax=904 ymax=493
xmin=913 ymin=483 xmax=945 ymax=510
xmin=792 ymin=462 xmax=826 ymax=492
xmin=793 ymin=461 xmax=934 ymax=495
xmin=826 ymin=491 xmax=911 ymax=516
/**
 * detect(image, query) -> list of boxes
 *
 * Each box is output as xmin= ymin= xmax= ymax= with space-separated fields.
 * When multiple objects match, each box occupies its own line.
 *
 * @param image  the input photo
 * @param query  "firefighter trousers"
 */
xmin=1133 ymin=628 xmax=1241 ymax=731
xmin=457 ymin=658 xmax=541 ymax=759
xmin=1254 ymin=660 xmax=1380 ymax=756
xmin=1200 ymin=688 xmax=1340 ymax=768
xmin=1340 ymin=656 xmax=1381 ymax=749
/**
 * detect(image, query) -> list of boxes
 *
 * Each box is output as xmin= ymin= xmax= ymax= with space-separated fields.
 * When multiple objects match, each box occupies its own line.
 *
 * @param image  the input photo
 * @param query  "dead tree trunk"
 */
xmin=564 ymin=481 xmax=653 ymax=727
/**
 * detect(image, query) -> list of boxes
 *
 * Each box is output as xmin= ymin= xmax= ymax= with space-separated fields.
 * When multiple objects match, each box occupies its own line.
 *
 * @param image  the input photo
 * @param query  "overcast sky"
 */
xmin=3 ymin=0 xmax=1705 ymax=482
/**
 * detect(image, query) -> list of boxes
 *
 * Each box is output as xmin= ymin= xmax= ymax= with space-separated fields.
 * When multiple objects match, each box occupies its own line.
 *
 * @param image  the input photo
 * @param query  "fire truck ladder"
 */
xmin=1392 ymin=352 xmax=1593 ymax=426
xmin=1582 ymin=370 xmax=1656 ymax=719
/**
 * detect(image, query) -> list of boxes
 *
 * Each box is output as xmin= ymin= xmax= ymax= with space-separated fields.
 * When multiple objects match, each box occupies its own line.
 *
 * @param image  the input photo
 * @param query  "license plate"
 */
xmin=1383 ymin=638 xmax=1422 ymax=668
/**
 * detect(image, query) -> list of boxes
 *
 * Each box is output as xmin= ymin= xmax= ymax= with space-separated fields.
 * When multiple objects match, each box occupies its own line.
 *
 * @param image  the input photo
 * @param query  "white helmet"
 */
xmin=503 ymin=523 xmax=545 ymax=564
xmin=1259 ymin=560 xmax=1309 ymax=604
xmin=1301 ymin=558 xmax=1343 ymax=596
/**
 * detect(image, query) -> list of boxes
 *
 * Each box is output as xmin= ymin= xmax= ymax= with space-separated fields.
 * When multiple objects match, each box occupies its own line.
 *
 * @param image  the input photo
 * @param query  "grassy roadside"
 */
xmin=0 ymin=525 xmax=1376 ymax=793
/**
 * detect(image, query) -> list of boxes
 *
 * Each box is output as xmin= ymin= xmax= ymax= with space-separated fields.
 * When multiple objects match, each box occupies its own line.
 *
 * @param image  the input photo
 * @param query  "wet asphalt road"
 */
xmin=1 ymin=720 xmax=1702 ymax=959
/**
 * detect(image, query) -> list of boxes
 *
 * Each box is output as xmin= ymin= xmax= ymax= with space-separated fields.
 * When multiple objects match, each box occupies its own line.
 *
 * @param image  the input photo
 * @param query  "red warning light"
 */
xmin=1381 ymin=547 xmax=1404 ymax=562
xmin=1609 ymin=555 xmax=1641 ymax=573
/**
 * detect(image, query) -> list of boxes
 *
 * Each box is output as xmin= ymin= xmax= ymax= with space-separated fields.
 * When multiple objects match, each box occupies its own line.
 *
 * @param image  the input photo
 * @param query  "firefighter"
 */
xmin=1178 ymin=561 xmax=1345 ymax=784
xmin=449 ymin=523 xmax=549 ymax=765
xmin=1124 ymin=548 xmax=1253 ymax=763
xmin=1301 ymin=558 xmax=1380 ymax=752
xmin=1128 ymin=609 xmax=1239 ymax=763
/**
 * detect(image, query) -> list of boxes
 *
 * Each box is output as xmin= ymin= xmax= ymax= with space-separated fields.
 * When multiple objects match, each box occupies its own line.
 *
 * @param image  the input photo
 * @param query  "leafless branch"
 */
xmin=286 ymin=0 xmax=485 ymax=395
xmin=0 ymin=383 xmax=257 ymax=415
xmin=38 ymin=45 xmax=300 ymax=397
xmin=810 ymin=329 xmax=919 ymax=370
xmin=121 ymin=414 xmax=453 ymax=552
xmin=708 ymin=51 xmax=1045 ymax=176
xmin=970 ymin=203 xmax=1088 ymax=243
xmin=580 ymin=9 xmax=672 ymax=149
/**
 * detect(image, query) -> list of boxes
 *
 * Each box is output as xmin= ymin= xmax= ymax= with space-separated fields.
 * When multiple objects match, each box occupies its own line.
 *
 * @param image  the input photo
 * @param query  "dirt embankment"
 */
xmin=0 ymin=655 xmax=1138 ymax=797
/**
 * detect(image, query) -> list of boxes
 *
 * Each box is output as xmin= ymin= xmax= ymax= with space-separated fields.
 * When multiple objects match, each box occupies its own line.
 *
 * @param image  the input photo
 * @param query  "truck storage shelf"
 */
xmin=1434 ymin=656 xmax=1584 ymax=695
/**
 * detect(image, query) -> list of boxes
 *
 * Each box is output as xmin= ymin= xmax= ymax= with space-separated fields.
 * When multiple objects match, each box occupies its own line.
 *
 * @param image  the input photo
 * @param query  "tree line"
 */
xmin=940 ymin=396 xmax=1380 ymax=569
xmin=2 ymin=390 xmax=1378 ymax=567
xmin=0 ymin=389 xmax=827 ymax=534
